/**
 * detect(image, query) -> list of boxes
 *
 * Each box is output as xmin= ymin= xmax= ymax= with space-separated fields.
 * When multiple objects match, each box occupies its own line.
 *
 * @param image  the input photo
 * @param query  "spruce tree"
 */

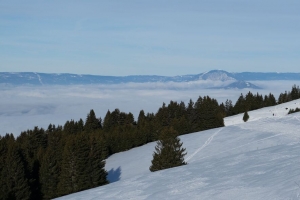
xmin=84 ymin=109 xmax=101 ymax=133
xmin=87 ymin=135 xmax=108 ymax=187
xmin=243 ymin=111 xmax=249 ymax=122
xmin=57 ymin=136 xmax=81 ymax=196
xmin=149 ymin=127 xmax=187 ymax=172
xmin=1 ymin=142 xmax=31 ymax=200
xmin=103 ymin=110 xmax=112 ymax=131
xmin=16 ymin=127 xmax=46 ymax=200
xmin=40 ymin=130 xmax=63 ymax=199
xmin=193 ymin=96 xmax=224 ymax=131
xmin=40 ymin=150 xmax=60 ymax=200
xmin=59 ymin=134 xmax=90 ymax=194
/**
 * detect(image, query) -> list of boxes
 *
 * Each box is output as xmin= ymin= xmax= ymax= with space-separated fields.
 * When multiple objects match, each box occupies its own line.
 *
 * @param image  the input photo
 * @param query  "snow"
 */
xmin=225 ymin=99 xmax=300 ymax=126
xmin=56 ymin=99 xmax=300 ymax=200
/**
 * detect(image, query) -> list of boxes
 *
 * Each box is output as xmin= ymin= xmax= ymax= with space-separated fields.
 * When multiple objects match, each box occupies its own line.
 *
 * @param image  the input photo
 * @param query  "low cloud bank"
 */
xmin=1 ymin=80 xmax=300 ymax=136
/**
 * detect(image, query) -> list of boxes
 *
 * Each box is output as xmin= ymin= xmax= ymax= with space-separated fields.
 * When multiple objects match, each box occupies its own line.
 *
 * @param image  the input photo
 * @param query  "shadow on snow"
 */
xmin=107 ymin=166 xmax=122 ymax=183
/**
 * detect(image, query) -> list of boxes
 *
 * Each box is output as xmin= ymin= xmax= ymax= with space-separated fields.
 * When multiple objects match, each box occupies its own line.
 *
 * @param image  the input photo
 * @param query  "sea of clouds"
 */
xmin=1 ymin=80 xmax=300 ymax=136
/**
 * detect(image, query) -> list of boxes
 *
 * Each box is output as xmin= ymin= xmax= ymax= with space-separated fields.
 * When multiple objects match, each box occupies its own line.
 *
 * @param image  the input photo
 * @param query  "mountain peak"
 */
xmin=199 ymin=70 xmax=236 ymax=81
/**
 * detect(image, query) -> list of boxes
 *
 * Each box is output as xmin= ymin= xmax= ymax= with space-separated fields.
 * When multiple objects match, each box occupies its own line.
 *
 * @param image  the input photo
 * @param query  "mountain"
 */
xmin=231 ymin=72 xmax=300 ymax=81
xmin=55 ymin=99 xmax=300 ymax=199
xmin=1 ymin=70 xmax=300 ymax=89
xmin=211 ymin=80 xmax=262 ymax=89
xmin=0 ymin=72 xmax=198 ymax=85
xmin=198 ymin=70 xmax=235 ymax=81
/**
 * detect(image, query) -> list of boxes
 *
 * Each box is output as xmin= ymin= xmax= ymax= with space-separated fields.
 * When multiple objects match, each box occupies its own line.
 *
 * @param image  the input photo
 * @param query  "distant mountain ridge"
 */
xmin=211 ymin=80 xmax=262 ymax=89
xmin=1 ymin=70 xmax=300 ymax=89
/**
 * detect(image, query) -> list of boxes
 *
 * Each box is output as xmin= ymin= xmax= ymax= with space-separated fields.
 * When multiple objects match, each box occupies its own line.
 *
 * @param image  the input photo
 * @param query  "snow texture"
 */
xmin=56 ymin=99 xmax=300 ymax=200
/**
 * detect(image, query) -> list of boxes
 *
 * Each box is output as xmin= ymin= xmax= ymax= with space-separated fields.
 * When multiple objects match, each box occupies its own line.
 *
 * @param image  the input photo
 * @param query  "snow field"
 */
xmin=56 ymin=99 xmax=300 ymax=200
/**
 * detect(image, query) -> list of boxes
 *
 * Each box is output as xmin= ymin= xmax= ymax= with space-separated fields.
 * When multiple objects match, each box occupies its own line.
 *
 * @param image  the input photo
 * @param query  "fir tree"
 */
xmin=57 ymin=136 xmax=81 ymax=196
xmin=103 ymin=110 xmax=112 ymax=131
xmin=87 ymin=135 xmax=108 ymax=187
xmin=84 ymin=109 xmax=101 ymax=133
xmin=39 ymin=130 xmax=63 ymax=199
xmin=243 ymin=111 xmax=249 ymax=122
xmin=1 ymin=142 xmax=31 ymax=200
xmin=225 ymin=99 xmax=234 ymax=116
xmin=149 ymin=127 xmax=187 ymax=172
xmin=193 ymin=96 xmax=224 ymax=131
xmin=16 ymin=127 xmax=46 ymax=200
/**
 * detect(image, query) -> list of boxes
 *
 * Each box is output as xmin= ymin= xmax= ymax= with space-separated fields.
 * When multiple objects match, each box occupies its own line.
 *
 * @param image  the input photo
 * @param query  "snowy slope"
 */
xmin=225 ymin=99 xmax=300 ymax=126
xmin=56 ymin=100 xmax=300 ymax=200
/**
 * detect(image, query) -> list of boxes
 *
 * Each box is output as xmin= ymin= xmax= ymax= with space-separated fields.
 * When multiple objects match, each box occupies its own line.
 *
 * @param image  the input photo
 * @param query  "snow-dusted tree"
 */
xmin=243 ymin=111 xmax=249 ymax=122
xmin=149 ymin=127 xmax=187 ymax=172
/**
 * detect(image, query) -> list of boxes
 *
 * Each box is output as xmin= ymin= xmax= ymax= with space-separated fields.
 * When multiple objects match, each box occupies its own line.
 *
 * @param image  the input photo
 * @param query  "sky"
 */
xmin=1 ymin=0 xmax=300 ymax=76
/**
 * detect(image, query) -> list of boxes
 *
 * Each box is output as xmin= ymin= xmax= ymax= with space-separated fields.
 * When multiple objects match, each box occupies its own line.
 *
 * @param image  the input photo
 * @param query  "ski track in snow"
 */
xmin=198 ymin=131 xmax=286 ymax=161
xmin=294 ymin=115 xmax=300 ymax=122
xmin=186 ymin=128 xmax=223 ymax=162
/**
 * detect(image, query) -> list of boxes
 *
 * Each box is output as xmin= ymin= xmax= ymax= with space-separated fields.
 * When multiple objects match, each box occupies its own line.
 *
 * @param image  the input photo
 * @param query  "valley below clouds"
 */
xmin=1 ymin=80 xmax=300 ymax=136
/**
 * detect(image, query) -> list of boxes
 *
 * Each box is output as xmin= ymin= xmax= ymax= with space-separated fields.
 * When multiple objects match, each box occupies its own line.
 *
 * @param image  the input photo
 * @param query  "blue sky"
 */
xmin=0 ymin=0 xmax=300 ymax=76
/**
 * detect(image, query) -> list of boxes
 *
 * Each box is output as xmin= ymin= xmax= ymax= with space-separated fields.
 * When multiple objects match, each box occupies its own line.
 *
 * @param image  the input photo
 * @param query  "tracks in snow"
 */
xmin=186 ymin=128 xmax=223 ymax=162
xmin=198 ymin=132 xmax=286 ymax=161
xmin=186 ymin=113 xmax=300 ymax=163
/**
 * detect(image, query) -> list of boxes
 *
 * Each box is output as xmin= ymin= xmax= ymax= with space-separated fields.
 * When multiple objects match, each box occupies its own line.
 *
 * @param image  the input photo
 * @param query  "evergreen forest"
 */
xmin=0 ymin=85 xmax=300 ymax=200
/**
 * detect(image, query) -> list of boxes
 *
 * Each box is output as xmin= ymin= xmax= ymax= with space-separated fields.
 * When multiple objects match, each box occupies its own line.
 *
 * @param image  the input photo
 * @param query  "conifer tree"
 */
xmin=234 ymin=93 xmax=246 ymax=114
xmin=268 ymin=93 xmax=276 ymax=106
xmin=16 ymin=127 xmax=46 ymax=200
xmin=57 ymin=136 xmax=81 ymax=196
xmin=243 ymin=111 xmax=249 ymax=122
xmin=103 ymin=110 xmax=112 ymax=131
xmin=137 ymin=110 xmax=146 ymax=126
xmin=0 ymin=134 xmax=15 ymax=200
xmin=87 ymin=135 xmax=108 ymax=187
xmin=40 ymin=150 xmax=60 ymax=199
xmin=1 ymin=142 xmax=31 ymax=200
xmin=187 ymin=99 xmax=196 ymax=132
xmin=149 ymin=127 xmax=187 ymax=172
xmin=155 ymin=102 xmax=169 ymax=128
xmin=40 ymin=130 xmax=63 ymax=199
xmin=77 ymin=118 xmax=85 ymax=132
xmin=84 ymin=109 xmax=101 ymax=133
xmin=60 ymin=134 xmax=90 ymax=194
xmin=193 ymin=96 xmax=224 ymax=131
xmin=225 ymin=99 xmax=234 ymax=116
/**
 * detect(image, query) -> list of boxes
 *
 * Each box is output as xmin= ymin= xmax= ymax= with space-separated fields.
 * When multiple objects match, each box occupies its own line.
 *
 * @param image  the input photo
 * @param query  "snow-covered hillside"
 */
xmin=56 ymin=100 xmax=300 ymax=200
xmin=225 ymin=99 xmax=300 ymax=126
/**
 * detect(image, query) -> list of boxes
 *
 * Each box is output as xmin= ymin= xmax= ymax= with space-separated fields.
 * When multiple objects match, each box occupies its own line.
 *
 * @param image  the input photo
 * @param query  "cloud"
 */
xmin=1 ymin=81 xmax=300 ymax=136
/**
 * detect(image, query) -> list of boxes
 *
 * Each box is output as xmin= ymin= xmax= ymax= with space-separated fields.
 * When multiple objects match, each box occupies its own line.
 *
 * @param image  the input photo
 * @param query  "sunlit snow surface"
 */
xmin=56 ymin=99 xmax=300 ymax=200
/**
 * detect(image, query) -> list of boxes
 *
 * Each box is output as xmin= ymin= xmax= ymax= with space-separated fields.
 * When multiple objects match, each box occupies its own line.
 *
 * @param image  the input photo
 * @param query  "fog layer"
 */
xmin=1 ymin=81 xmax=299 ymax=136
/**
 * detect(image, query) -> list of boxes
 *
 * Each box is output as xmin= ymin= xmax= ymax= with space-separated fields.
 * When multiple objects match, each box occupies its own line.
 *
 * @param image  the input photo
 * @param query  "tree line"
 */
xmin=288 ymin=108 xmax=300 ymax=115
xmin=0 ymin=95 xmax=224 ymax=200
xmin=222 ymin=85 xmax=300 ymax=117
xmin=0 ymin=85 xmax=299 ymax=200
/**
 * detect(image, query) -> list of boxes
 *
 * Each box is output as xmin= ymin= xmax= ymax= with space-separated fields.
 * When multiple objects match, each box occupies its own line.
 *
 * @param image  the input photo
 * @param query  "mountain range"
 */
xmin=1 ymin=70 xmax=300 ymax=89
